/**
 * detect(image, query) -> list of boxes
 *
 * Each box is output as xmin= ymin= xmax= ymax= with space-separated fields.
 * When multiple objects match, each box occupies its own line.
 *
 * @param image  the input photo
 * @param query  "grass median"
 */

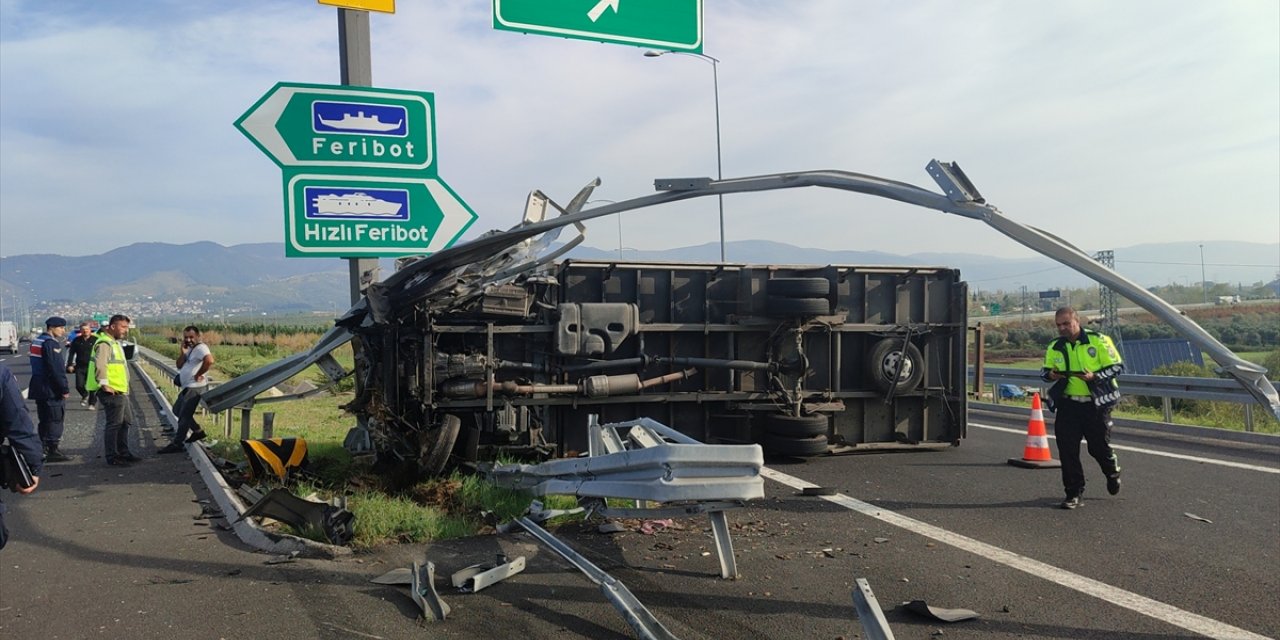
xmin=135 ymin=357 xmax=573 ymax=548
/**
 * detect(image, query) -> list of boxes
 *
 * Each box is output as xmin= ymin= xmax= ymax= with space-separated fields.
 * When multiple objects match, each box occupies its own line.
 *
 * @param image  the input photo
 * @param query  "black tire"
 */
xmin=766 ymin=296 xmax=830 ymax=317
xmin=767 ymin=277 xmax=830 ymax=298
xmin=420 ymin=414 xmax=461 ymax=477
xmin=868 ymin=338 xmax=924 ymax=394
xmin=762 ymin=414 xmax=828 ymax=438
xmin=761 ymin=433 xmax=829 ymax=457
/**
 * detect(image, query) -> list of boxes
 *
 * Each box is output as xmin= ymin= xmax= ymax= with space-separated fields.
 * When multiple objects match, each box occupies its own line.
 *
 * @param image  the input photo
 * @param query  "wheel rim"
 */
xmin=881 ymin=350 xmax=913 ymax=382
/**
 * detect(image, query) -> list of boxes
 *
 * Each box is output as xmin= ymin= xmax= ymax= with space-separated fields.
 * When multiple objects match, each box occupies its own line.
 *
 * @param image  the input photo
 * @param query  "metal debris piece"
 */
xmin=899 ymin=600 xmax=980 ymax=623
xmin=370 ymin=567 xmax=412 ymax=586
xmin=851 ymin=578 xmax=896 ymax=640
xmin=265 ymin=551 xmax=301 ymax=565
xmin=238 ymin=487 xmax=355 ymax=545
xmin=410 ymin=560 xmax=450 ymax=622
xmin=800 ymin=486 xmax=836 ymax=496
xmin=451 ymin=554 xmax=527 ymax=593
xmin=512 ymin=515 xmax=679 ymax=640
xmin=598 ymin=522 xmax=626 ymax=534
xmin=195 ymin=504 xmax=224 ymax=520
xmin=1183 ymin=512 xmax=1213 ymax=524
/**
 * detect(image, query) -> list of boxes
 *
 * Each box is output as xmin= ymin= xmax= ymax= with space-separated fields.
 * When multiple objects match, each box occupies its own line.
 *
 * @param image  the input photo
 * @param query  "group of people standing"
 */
xmin=25 ymin=314 xmax=143 ymax=465
xmin=17 ymin=316 xmax=214 ymax=466
xmin=1 ymin=317 xmax=216 ymax=548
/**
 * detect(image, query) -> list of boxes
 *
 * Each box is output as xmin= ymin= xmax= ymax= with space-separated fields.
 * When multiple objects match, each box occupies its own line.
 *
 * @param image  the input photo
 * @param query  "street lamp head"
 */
xmin=643 ymin=50 xmax=666 ymax=57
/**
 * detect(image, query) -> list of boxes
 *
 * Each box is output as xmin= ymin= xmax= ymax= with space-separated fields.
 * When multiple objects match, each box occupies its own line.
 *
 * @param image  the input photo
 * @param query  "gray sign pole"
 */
xmin=338 ymin=8 xmax=381 ymax=305
xmin=337 ymin=8 xmax=379 ymax=448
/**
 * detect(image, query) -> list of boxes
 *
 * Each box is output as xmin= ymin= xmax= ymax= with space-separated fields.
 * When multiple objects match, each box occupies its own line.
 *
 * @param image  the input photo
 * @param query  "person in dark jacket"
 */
xmin=28 ymin=316 xmax=71 ymax=463
xmin=1 ymin=362 xmax=44 ymax=550
xmin=65 ymin=322 xmax=98 ymax=410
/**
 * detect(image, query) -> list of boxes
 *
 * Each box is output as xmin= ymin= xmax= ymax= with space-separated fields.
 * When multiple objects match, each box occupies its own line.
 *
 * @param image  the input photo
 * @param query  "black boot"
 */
xmin=44 ymin=444 xmax=71 ymax=463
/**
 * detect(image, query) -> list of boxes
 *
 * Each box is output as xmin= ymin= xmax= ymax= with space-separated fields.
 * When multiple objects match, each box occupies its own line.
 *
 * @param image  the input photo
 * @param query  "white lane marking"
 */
xmin=761 ymin=467 xmax=1270 ymax=640
xmin=971 ymin=422 xmax=1280 ymax=474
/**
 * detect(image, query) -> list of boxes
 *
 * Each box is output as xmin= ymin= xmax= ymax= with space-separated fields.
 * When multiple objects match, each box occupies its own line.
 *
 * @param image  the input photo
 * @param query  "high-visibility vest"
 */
xmin=1043 ymin=329 xmax=1121 ymax=397
xmin=86 ymin=334 xmax=128 ymax=393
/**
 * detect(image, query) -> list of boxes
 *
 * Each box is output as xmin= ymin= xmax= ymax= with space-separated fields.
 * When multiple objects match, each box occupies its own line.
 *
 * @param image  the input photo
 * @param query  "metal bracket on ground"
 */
xmin=451 ymin=554 xmax=527 ymax=593
xmin=411 ymin=560 xmax=450 ymax=622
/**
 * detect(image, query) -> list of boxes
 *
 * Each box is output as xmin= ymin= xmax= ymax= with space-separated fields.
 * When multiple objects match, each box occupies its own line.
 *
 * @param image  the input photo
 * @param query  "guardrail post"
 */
xmin=263 ymin=412 xmax=275 ymax=438
xmin=1243 ymin=404 xmax=1253 ymax=432
xmin=223 ymin=410 xmax=233 ymax=438
xmin=1162 ymin=397 xmax=1173 ymax=423
xmin=240 ymin=407 xmax=252 ymax=441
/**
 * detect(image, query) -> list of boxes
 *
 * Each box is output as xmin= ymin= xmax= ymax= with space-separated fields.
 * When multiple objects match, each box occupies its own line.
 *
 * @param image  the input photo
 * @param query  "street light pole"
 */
xmin=645 ymin=50 xmax=725 ymax=262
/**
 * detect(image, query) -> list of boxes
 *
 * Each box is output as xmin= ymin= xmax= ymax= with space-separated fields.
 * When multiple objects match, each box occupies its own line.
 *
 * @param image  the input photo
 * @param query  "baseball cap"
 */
xmin=45 ymin=316 xmax=67 ymax=328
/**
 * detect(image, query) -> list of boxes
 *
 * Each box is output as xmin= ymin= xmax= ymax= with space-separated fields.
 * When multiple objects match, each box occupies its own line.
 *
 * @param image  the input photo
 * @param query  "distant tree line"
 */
xmin=979 ymin=307 xmax=1279 ymax=357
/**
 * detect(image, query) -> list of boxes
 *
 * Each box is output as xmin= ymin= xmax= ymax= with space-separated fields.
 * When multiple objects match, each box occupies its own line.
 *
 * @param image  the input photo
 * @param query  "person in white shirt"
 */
xmin=158 ymin=326 xmax=214 ymax=454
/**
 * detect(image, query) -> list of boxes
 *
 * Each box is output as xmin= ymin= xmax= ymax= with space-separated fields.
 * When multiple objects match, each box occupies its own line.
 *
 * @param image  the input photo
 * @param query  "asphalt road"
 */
xmin=1 ymin=351 xmax=1276 ymax=639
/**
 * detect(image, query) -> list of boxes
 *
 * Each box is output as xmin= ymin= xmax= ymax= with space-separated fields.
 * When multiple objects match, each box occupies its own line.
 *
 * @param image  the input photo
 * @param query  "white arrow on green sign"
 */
xmin=283 ymin=173 xmax=477 ymax=257
xmin=236 ymin=82 xmax=436 ymax=176
xmin=494 ymin=0 xmax=702 ymax=53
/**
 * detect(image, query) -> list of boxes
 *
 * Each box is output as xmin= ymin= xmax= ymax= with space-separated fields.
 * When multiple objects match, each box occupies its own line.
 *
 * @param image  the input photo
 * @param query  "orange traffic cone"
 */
xmin=1007 ymin=392 xmax=1061 ymax=469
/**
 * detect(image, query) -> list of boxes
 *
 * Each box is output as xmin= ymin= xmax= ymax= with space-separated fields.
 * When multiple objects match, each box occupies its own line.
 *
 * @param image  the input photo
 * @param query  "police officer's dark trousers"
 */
xmin=35 ymin=398 xmax=66 ymax=447
xmin=99 ymin=392 xmax=135 ymax=462
xmin=1053 ymin=399 xmax=1120 ymax=497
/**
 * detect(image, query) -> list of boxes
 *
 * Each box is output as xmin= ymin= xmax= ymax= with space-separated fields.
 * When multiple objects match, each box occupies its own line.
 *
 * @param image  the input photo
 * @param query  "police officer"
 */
xmin=1041 ymin=306 xmax=1124 ymax=509
xmin=1 ymin=362 xmax=43 ymax=550
xmin=86 ymin=314 xmax=141 ymax=466
xmin=28 ymin=316 xmax=71 ymax=463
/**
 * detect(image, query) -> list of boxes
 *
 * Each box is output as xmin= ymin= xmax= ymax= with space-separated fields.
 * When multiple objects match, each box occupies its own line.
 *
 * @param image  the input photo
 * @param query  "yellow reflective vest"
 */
xmin=86 ymin=334 xmax=128 ymax=393
xmin=1042 ymin=329 xmax=1122 ymax=400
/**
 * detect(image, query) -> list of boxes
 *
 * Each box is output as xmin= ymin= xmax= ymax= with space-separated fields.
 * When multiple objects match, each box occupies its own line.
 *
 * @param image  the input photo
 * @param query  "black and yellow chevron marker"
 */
xmin=240 ymin=437 xmax=309 ymax=480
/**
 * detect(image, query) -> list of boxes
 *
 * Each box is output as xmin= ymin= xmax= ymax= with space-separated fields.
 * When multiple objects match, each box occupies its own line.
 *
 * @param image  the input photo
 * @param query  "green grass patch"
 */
xmin=135 ymin=357 xmax=579 ymax=545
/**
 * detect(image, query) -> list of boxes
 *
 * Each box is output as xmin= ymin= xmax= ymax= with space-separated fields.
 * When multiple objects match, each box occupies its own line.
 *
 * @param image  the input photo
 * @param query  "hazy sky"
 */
xmin=1 ymin=0 xmax=1277 ymax=262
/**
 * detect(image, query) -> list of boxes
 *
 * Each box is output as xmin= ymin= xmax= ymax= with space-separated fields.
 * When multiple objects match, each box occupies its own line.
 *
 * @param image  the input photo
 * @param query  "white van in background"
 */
xmin=0 ymin=321 xmax=19 ymax=355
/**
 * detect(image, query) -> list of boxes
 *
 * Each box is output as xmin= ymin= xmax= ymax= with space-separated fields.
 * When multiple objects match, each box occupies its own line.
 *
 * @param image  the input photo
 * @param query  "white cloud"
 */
xmin=1 ymin=0 xmax=1276 ymax=265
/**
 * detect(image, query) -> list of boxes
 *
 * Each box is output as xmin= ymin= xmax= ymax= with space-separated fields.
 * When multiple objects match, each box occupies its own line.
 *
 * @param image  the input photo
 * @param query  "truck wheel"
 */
xmin=762 ymin=414 xmax=828 ymax=438
xmin=767 ymin=277 xmax=831 ymax=298
xmin=761 ymin=433 xmax=829 ymax=457
xmin=419 ymin=414 xmax=461 ymax=477
xmin=766 ymin=296 xmax=830 ymax=316
xmin=868 ymin=338 xmax=924 ymax=394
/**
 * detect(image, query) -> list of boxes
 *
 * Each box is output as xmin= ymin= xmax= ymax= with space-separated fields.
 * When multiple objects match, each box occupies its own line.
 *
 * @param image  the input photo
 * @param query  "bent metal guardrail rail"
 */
xmin=974 ymin=367 xmax=1279 ymax=431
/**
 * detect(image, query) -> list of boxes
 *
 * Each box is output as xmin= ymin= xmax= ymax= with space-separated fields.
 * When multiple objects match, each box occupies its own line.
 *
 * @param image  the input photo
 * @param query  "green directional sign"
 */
xmin=283 ymin=173 xmax=476 ymax=257
xmin=494 ymin=0 xmax=702 ymax=53
xmin=236 ymin=82 xmax=436 ymax=176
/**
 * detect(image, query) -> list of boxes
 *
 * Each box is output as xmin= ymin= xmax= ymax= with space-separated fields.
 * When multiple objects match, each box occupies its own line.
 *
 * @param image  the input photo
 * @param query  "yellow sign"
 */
xmin=318 ymin=0 xmax=395 ymax=14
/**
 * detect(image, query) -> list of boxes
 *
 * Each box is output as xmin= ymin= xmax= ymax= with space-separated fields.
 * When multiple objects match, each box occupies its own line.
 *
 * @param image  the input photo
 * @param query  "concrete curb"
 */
xmin=970 ymin=401 xmax=1279 ymax=446
xmin=131 ymin=357 xmax=349 ymax=559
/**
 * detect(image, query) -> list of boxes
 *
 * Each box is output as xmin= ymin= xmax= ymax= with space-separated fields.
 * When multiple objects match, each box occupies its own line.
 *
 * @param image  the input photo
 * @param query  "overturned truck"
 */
xmin=204 ymin=161 xmax=1279 ymax=480
xmin=356 ymin=259 xmax=967 ymax=475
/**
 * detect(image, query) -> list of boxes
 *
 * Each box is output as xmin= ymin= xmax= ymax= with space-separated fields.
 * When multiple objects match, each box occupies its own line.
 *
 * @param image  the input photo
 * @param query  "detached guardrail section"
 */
xmin=492 ymin=415 xmax=764 ymax=580
xmin=975 ymin=367 xmax=1280 ymax=431
xmin=491 ymin=415 xmax=764 ymax=640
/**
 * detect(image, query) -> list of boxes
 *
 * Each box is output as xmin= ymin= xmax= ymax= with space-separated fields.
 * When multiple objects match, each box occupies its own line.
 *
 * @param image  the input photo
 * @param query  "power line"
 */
xmin=1117 ymin=260 xmax=1279 ymax=268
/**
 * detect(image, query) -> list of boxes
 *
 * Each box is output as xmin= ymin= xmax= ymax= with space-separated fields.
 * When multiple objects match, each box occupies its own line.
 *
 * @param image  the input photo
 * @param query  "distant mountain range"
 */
xmin=1 ymin=240 xmax=1275 ymax=313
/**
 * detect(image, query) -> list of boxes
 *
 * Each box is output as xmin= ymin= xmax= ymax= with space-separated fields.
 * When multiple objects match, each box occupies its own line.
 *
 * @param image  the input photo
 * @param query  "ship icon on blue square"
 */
xmin=312 ymin=101 xmax=407 ymax=137
xmin=305 ymin=187 xmax=410 ymax=220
